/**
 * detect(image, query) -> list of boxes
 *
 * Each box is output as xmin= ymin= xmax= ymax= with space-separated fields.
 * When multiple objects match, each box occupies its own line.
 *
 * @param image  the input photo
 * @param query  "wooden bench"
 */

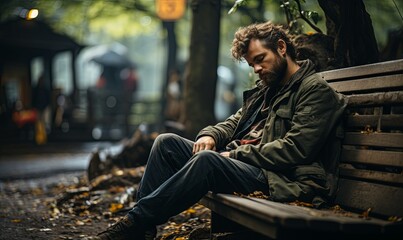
xmin=200 ymin=59 xmax=403 ymax=239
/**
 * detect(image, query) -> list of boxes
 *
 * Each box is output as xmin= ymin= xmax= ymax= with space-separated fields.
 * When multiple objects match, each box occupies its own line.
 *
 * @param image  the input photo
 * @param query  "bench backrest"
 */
xmin=319 ymin=59 xmax=403 ymax=218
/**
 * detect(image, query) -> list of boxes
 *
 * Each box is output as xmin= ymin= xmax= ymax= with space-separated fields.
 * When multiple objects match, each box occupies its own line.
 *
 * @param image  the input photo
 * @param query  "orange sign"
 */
xmin=156 ymin=0 xmax=186 ymax=21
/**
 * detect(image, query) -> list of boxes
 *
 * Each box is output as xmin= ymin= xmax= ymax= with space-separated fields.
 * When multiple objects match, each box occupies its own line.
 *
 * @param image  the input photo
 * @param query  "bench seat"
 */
xmin=201 ymin=193 xmax=402 ymax=239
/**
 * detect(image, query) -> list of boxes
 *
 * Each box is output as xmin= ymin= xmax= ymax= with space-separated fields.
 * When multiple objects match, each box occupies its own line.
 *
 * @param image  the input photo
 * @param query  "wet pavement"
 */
xmin=0 ymin=141 xmax=118 ymax=180
xmin=0 ymin=141 xmax=124 ymax=240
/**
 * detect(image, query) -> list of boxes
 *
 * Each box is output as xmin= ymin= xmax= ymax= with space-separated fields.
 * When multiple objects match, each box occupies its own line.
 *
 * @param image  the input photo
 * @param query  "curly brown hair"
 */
xmin=231 ymin=21 xmax=296 ymax=61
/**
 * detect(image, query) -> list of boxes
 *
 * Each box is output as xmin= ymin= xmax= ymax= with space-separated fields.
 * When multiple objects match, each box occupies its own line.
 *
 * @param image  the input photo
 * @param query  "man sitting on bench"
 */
xmin=94 ymin=21 xmax=347 ymax=240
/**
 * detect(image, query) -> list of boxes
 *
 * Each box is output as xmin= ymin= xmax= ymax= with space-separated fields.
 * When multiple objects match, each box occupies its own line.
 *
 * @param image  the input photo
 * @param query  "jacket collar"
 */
xmin=243 ymin=59 xmax=316 ymax=103
xmin=277 ymin=59 xmax=316 ymax=95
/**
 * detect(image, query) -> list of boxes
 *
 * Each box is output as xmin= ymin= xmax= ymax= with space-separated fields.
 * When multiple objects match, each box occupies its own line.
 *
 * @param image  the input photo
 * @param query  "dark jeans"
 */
xmin=128 ymin=133 xmax=269 ymax=227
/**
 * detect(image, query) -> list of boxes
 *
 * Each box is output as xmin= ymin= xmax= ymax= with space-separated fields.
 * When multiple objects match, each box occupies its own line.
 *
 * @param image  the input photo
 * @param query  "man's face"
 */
xmin=244 ymin=38 xmax=287 ymax=86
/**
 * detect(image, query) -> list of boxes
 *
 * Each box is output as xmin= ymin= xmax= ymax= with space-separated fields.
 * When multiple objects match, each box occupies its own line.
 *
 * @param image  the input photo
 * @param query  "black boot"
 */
xmin=94 ymin=215 xmax=146 ymax=240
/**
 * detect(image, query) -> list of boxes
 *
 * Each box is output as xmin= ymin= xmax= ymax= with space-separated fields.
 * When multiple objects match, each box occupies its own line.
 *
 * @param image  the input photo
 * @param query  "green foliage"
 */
xmin=70 ymin=1 xmax=157 ymax=42
xmin=4 ymin=0 xmax=160 ymax=44
xmin=365 ymin=0 xmax=403 ymax=48
xmin=229 ymin=0 xmax=323 ymax=34
xmin=280 ymin=1 xmax=322 ymax=34
xmin=306 ymin=11 xmax=319 ymax=24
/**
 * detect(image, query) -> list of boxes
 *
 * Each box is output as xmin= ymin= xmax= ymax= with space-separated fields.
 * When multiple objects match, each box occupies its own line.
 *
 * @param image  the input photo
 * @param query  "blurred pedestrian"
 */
xmin=32 ymin=74 xmax=50 ymax=144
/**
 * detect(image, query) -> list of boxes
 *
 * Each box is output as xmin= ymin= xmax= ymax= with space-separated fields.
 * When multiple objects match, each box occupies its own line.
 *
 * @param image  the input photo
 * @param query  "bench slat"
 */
xmin=346 ymin=114 xmax=403 ymax=129
xmin=335 ymin=178 xmax=403 ymax=217
xmin=249 ymin=198 xmax=341 ymax=231
xmin=250 ymin=198 xmax=393 ymax=234
xmin=202 ymin=193 xmax=398 ymax=236
xmin=343 ymin=132 xmax=403 ymax=148
xmin=200 ymin=193 xmax=306 ymax=239
xmin=341 ymin=148 xmax=403 ymax=167
xmin=251 ymin=198 xmax=387 ymax=232
xmin=346 ymin=91 xmax=403 ymax=107
xmin=328 ymin=74 xmax=403 ymax=93
xmin=339 ymin=167 xmax=403 ymax=185
xmin=320 ymin=59 xmax=403 ymax=82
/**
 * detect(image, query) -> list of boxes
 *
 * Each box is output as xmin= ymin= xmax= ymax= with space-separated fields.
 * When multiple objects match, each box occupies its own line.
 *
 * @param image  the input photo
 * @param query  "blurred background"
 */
xmin=0 ymin=0 xmax=402 ymax=144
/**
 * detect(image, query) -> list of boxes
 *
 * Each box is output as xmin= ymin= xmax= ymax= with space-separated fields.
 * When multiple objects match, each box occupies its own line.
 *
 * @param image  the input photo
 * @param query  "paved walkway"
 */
xmin=0 ymin=141 xmax=117 ymax=179
xmin=0 ymin=141 xmax=119 ymax=239
xmin=0 ymin=140 xmax=212 ymax=240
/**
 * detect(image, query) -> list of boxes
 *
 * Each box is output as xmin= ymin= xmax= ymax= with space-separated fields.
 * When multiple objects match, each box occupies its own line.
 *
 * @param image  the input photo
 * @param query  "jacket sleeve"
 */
xmin=231 ymin=79 xmax=346 ymax=171
xmin=196 ymin=108 xmax=242 ymax=150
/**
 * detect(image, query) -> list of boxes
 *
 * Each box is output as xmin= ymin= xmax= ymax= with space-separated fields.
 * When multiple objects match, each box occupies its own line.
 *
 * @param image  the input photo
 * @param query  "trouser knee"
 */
xmin=190 ymin=150 xmax=224 ymax=171
xmin=146 ymin=132 xmax=191 ymax=173
xmin=154 ymin=132 xmax=178 ymax=144
xmin=152 ymin=133 xmax=181 ymax=149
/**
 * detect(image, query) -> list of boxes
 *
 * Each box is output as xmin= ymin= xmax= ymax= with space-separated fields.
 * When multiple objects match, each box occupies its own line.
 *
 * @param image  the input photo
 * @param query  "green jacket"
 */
xmin=197 ymin=60 xmax=347 ymax=206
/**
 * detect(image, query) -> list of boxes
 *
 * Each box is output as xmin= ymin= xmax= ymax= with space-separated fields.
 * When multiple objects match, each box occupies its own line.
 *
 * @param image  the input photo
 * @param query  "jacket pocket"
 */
xmin=274 ymin=108 xmax=292 ymax=138
xmin=293 ymin=165 xmax=327 ymax=187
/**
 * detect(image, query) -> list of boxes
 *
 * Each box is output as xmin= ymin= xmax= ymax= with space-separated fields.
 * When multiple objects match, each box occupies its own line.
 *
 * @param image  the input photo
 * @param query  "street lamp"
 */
xmin=26 ymin=9 xmax=39 ymax=20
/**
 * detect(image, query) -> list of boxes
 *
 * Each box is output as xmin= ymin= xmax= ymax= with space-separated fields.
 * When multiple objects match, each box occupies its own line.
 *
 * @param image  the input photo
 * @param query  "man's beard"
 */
xmin=260 ymin=55 xmax=287 ymax=87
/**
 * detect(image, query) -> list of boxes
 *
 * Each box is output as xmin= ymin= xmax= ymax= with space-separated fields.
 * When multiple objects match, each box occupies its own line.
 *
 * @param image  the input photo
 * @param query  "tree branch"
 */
xmin=295 ymin=0 xmax=323 ymax=33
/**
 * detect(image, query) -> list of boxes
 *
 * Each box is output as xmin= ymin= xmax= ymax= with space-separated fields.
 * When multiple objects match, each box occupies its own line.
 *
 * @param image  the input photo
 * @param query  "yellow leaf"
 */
xmin=185 ymin=208 xmax=196 ymax=214
xmin=109 ymin=203 xmax=124 ymax=213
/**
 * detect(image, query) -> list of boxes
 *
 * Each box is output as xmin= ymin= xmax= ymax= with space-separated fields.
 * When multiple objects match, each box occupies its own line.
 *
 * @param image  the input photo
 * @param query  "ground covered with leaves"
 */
xmin=0 ymin=169 xmax=211 ymax=240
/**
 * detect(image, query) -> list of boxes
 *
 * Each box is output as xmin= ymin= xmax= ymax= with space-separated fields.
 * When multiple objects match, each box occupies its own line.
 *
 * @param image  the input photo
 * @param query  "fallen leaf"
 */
xmin=75 ymin=220 xmax=85 ymax=226
xmin=39 ymin=228 xmax=52 ymax=232
xmin=109 ymin=203 xmax=124 ymax=213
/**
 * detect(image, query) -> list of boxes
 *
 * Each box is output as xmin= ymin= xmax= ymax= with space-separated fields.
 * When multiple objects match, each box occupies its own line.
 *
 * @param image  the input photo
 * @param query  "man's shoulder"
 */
xmin=300 ymin=72 xmax=331 ymax=89
xmin=301 ymin=72 xmax=321 ymax=84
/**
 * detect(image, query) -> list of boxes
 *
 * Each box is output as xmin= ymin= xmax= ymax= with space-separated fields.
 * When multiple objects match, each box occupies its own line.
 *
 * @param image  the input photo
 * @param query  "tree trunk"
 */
xmin=160 ymin=21 xmax=178 ymax=129
xmin=318 ymin=0 xmax=379 ymax=68
xmin=183 ymin=0 xmax=221 ymax=139
xmin=380 ymin=28 xmax=403 ymax=61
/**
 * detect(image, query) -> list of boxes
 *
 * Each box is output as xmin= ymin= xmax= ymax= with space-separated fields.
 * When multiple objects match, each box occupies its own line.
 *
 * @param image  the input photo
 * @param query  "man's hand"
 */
xmin=193 ymin=136 xmax=216 ymax=154
xmin=219 ymin=151 xmax=230 ymax=158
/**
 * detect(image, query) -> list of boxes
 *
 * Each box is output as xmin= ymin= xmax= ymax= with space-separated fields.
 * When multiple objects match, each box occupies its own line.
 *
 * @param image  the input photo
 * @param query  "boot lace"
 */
xmin=98 ymin=216 xmax=133 ymax=236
